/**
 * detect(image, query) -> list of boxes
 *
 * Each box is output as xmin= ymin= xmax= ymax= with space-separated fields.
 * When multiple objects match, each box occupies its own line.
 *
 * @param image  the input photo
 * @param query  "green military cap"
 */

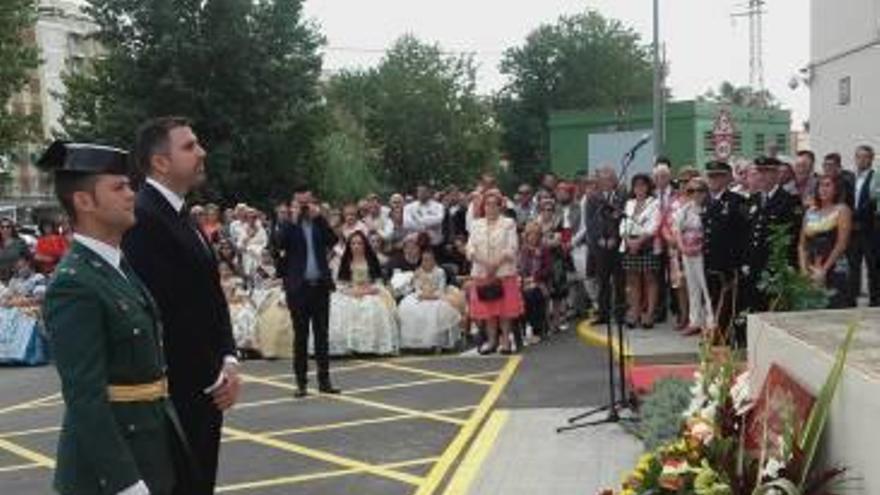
xmin=754 ymin=155 xmax=783 ymax=170
xmin=705 ymin=160 xmax=732 ymax=175
xmin=36 ymin=140 xmax=130 ymax=177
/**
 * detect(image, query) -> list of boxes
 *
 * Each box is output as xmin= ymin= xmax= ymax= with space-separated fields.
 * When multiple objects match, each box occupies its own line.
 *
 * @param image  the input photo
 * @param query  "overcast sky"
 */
xmin=304 ymin=0 xmax=810 ymax=127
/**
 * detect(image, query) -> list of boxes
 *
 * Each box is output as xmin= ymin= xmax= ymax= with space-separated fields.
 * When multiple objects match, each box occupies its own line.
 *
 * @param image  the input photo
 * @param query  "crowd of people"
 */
xmin=0 ymin=144 xmax=876 ymax=364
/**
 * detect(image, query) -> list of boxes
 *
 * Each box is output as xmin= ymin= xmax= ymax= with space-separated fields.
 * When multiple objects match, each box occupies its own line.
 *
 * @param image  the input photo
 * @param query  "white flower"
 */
xmin=708 ymin=381 xmax=721 ymax=400
xmin=700 ymin=402 xmax=717 ymax=422
xmin=731 ymin=371 xmax=752 ymax=415
xmin=689 ymin=420 xmax=715 ymax=445
xmin=761 ymin=457 xmax=786 ymax=480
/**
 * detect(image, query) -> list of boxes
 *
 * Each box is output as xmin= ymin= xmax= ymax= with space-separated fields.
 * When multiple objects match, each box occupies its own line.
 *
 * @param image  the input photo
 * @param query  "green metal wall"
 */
xmin=548 ymin=100 xmax=791 ymax=177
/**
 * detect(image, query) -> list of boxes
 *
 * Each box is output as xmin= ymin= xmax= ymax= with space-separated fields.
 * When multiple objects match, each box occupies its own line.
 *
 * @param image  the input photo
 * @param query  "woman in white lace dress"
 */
xmin=327 ymin=231 xmax=399 ymax=355
xmin=399 ymin=247 xmax=462 ymax=350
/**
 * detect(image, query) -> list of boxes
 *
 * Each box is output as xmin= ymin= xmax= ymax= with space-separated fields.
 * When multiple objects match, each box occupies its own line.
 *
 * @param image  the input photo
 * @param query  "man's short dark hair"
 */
xmin=655 ymin=156 xmax=672 ymax=168
xmin=796 ymin=150 xmax=816 ymax=165
xmin=134 ymin=116 xmax=192 ymax=175
xmin=823 ymin=152 xmax=842 ymax=166
xmin=54 ymin=173 xmax=100 ymax=223
xmin=856 ymin=144 xmax=875 ymax=159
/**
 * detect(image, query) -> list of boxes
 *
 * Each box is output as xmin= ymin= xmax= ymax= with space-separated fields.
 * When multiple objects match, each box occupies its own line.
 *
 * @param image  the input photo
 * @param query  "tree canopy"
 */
xmin=59 ymin=0 xmax=325 ymax=208
xmin=496 ymin=10 xmax=654 ymax=182
xmin=324 ymin=35 xmax=499 ymax=193
xmin=698 ymin=81 xmax=780 ymax=109
xmin=0 ymin=0 xmax=40 ymax=158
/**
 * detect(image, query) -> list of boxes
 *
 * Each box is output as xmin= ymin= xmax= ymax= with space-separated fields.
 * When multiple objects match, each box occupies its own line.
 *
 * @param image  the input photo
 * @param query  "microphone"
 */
xmin=628 ymin=133 xmax=652 ymax=155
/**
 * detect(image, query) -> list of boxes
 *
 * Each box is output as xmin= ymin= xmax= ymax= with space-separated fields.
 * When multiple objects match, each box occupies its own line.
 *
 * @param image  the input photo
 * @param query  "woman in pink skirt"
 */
xmin=467 ymin=189 xmax=524 ymax=354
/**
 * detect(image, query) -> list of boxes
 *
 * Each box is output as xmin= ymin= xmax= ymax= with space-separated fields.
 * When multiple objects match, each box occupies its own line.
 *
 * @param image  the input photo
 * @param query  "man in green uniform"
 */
xmin=39 ymin=141 xmax=189 ymax=495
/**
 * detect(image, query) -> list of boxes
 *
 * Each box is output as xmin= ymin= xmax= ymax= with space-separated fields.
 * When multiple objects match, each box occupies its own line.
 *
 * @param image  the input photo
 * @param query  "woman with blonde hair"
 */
xmin=467 ymin=189 xmax=523 ymax=354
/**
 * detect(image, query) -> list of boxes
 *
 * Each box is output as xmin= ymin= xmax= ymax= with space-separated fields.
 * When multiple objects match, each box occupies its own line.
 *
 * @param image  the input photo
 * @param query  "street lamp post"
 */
xmin=652 ymin=0 xmax=663 ymax=157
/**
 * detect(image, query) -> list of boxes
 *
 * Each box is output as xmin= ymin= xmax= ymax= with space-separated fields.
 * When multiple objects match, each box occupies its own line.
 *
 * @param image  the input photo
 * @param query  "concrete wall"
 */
xmin=748 ymin=309 xmax=880 ymax=495
xmin=809 ymin=0 xmax=880 ymax=162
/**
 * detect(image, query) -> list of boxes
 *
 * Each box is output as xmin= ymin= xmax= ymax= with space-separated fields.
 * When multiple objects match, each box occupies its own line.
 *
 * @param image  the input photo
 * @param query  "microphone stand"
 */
xmin=557 ymin=137 xmax=649 ymax=433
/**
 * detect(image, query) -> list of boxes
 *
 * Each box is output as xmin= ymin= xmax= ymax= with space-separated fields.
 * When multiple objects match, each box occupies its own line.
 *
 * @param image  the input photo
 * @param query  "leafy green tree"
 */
xmin=698 ymin=81 xmax=780 ymax=109
xmin=315 ymin=110 xmax=383 ymax=204
xmin=59 ymin=0 xmax=325 ymax=209
xmin=325 ymin=35 xmax=499 ymax=192
xmin=497 ymin=10 xmax=654 ymax=182
xmin=0 ymin=0 xmax=40 ymax=156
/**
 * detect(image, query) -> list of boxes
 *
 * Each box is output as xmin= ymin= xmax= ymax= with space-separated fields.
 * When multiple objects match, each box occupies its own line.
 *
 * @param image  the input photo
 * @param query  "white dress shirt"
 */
xmin=73 ymin=233 xmax=126 ymax=279
xmin=855 ymin=168 xmax=872 ymax=209
xmin=146 ymin=177 xmax=185 ymax=213
xmin=403 ymin=199 xmax=445 ymax=245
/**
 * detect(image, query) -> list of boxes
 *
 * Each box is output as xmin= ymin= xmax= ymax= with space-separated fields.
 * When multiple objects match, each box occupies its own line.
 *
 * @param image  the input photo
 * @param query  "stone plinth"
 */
xmin=748 ymin=309 xmax=880 ymax=495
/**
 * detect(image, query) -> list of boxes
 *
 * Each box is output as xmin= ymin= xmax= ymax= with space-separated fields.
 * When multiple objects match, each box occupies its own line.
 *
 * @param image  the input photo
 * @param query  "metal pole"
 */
xmin=652 ymin=0 xmax=663 ymax=157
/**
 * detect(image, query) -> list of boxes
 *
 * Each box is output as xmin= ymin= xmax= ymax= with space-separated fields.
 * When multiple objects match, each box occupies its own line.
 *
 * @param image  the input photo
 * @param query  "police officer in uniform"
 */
xmin=39 ymin=142 xmax=189 ymax=495
xmin=738 ymin=156 xmax=802 ymax=334
xmin=702 ymin=160 xmax=746 ymax=341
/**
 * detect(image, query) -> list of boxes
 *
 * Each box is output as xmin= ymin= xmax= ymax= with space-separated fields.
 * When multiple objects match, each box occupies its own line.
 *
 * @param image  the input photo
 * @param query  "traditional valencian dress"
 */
xmin=398 ymin=266 xmax=463 ymax=350
xmin=327 ymin=261 xmax=399 ymax=355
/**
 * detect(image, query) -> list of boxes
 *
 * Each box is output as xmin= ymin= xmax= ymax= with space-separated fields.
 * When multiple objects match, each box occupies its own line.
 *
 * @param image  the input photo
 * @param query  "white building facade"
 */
xmin=1 ymin=0 xmax=98 ymax=212
xmin=809 ymin=0 xmax=880 ymax=163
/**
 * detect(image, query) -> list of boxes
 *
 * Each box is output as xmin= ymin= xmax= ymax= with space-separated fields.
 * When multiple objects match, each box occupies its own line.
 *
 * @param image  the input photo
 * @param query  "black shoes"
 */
xmin=318 ymin=384 xmax=342 ymax=395
xmin=294 ymin=384 xmax=342 ymax=397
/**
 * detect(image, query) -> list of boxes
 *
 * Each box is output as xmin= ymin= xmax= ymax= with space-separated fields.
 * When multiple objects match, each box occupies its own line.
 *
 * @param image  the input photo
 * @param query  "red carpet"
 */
xmin=629 ymin=364 xmax=698 ymax=394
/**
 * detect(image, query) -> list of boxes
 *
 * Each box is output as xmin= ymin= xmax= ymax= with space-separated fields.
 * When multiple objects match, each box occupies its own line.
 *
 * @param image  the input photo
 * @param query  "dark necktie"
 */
xmin=180 ymin=207 xmax=211 ymax=255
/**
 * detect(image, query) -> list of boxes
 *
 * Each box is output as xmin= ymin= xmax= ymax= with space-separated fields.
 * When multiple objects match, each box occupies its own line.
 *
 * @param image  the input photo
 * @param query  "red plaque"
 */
xmin=745 ymin=364 xmax=816 ymax=452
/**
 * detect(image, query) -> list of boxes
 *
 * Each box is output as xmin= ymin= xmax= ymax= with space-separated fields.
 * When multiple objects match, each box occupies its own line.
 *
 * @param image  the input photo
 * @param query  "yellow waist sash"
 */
xmin=107 ymin=378 xmax=168 ymax=402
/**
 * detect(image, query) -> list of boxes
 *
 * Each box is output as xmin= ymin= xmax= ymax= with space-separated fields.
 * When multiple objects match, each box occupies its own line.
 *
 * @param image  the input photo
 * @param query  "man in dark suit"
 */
xmin=848 ymin=144 xmax=878 ymax=306
xmin=822 ymin=152 xmax=856 ymax=209
xmin=702 ymin=161 xmax=747 ymax=342
xmin=586 ymin=166 xmax=626 ymax=324
xmin=740 ymin=156 xmax=802 ymax=315
xmin=280 ymin=189 xmax=341 ymax=397
xmin=123 ymin=116 xmax=241 ymax=495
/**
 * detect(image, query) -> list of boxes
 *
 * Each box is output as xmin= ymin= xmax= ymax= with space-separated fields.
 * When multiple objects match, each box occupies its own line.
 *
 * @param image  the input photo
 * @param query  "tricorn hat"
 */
xmin=36 ymin=141 xmax=130 ymax=176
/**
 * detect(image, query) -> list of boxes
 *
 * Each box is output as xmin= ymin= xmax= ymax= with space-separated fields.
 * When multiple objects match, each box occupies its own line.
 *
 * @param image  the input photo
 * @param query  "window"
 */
xmin=755 ymin=133 xmax=765 ymax=155
xmin=838 ymin=76 xmax=851 ymax=105
xmin=703 ymin=131 xmax=714 ymax=153
xmin=776 ymin=133 xmax=788 ymax=154
xmin=733 ymin=132 xmax=742 ymax=154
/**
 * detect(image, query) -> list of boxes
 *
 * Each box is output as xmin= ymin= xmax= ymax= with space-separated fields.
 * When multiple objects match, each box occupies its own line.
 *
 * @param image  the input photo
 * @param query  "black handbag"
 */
xmin=476 ymin=279 xmax=504 ymax=302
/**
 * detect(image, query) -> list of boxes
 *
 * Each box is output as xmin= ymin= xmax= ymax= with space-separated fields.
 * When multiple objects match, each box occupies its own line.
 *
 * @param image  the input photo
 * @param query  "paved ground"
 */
xmin=0 ymin=354 xmax=519 ymax=495
xmin=441 ymin=331 xmax=643 ymax=495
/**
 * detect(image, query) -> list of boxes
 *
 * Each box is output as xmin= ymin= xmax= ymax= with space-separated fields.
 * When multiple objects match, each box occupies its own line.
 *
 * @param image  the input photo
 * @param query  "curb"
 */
xmin=575 ymin=319 xmax=633 ymax=362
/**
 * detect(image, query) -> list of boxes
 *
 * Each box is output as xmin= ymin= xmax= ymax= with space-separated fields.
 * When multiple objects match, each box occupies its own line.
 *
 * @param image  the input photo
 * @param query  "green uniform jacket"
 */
xmin=43 ymin=241 xmax=183 ymax=495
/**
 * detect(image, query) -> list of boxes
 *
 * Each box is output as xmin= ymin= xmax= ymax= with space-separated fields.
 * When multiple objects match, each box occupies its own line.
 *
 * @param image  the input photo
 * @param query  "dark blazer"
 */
xmin=122 ymin=183 xmax=236 ymax=395
xmin=744 ymin=187 xmax=802 ymax=274
xmin=839 ymin=169 xmax=857 ymax=210
xmin=586 ymin=189 xmax=626 ymax=250
xmin=703 ymin=190 xmax=747 ymax=274
xmin=853 ymin=169 xmax=876 ymax=231
xmin=280 ymin=216 xmax=338 ymax=305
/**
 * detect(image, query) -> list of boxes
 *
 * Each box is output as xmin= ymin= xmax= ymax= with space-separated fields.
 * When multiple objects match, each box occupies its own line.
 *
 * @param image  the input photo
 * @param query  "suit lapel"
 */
xmin=142 ymin=184 xmax=215 ymax=273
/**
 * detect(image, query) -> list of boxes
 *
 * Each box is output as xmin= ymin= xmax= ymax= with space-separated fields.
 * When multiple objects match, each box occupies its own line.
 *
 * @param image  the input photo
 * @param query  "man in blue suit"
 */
xmin=280 ymin=189 xmax=341 ymax=397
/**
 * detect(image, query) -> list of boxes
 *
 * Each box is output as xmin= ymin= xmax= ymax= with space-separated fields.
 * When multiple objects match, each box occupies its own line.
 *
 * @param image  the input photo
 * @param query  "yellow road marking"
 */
xmin=442 ymin=410 xmax=509 ymax=495
xmin=0 ymin=462 xmax=41 ymax=473
xmin=216 ymin=457 xmax=437 ymax=492
xmin=223 ymin=426 xmax=424 ymax=486
xmin=415 ymin=355 xmax=521 ymax=495
xmin=0 ymin=392 xmax=61 ymax=416
xmin=223 ymin=405 xmax=477 ymax=442
xmin=0 ymin=425 xmax=61 ymax=440
xmin=259 ymin=361 xmax=377 ymax=381
xmin=0 ymin=438 xmax=56 ymax=468
xmin=235 ymin=371 xmax=498 ymax=410
xmin=576 ymin=320 xmax=632 ymax=361
xmin=371 ymin=362 xmax=495 ymax=386
xmin=239 ymin=374 xmax=465 ymax=426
